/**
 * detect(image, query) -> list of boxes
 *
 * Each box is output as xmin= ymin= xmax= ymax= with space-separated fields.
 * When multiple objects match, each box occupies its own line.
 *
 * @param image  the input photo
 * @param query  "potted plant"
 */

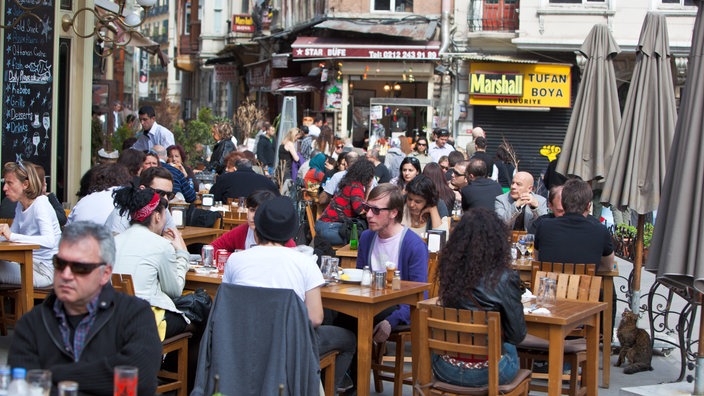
xmin=614 ymin=224 xmax=637 ymax=260
xmin=642 ymin=222 xmax=654 ymax=261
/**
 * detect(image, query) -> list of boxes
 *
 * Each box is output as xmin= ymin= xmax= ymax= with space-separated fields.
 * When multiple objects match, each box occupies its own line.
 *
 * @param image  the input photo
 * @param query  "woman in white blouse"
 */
xmin=0 ymin=161 xmax=61 ymax=286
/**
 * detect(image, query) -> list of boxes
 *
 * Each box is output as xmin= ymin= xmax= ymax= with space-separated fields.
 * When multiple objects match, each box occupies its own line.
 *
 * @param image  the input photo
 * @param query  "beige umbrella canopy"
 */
xmin=645 ymin=2 xmax=704 ymax=393
xmin=601 ymin=12 xmax=677 ymax=311
xmin=556 ymin=24 xmax=621 ymax=181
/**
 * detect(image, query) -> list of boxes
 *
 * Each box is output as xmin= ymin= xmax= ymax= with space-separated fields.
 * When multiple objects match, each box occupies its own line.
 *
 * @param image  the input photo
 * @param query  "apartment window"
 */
xmin=372 ymin=0 xmax=412 ymax=12
xmin=241 ymin=0 xmax=249 ymax=13
xmin=661 ymin=0 xmax=695 ymax=5
xmin=184 ymin=2 xmax=191 ymax=34
xmin=213 ymin=0 xmax=223 ymax=33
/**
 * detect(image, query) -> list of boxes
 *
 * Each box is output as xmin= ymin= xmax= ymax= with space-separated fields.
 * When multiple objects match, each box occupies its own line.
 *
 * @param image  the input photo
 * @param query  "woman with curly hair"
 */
xmin=434 ymin=208 xmax=526 ymax=387
xmin=390 ymin=156 xmax=421 ymax=193
xmin=401 ymin=174 xmax=449 ymax=236
xmin=113 ymin=185 xmax=191 ymax=338
xmin=315 ymin=158 xmax=375 ymax=245
xmin=422 ymin=162 xmax=455 ymax=211
xmin=209 ymin=121 xmax=236 ymax=174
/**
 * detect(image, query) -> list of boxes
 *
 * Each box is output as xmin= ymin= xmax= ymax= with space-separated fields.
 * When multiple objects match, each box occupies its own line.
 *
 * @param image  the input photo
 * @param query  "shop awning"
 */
xmin=175 ymin=55 xmax=198 ymax=72
xmin=207 ymin=43 xmax=260 ymax=66
xmin=271 ymin=76 xmax=323 ymax=93
xmin=314 ymin=19 xmax=438 ymax=41
xmin=291 ymin=37 xmax=441 ymax=60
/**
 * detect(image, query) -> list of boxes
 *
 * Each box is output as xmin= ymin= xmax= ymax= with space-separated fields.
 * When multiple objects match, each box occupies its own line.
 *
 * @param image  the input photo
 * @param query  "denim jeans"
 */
xmin=431 ymin=342 xmax=519 ymax=387
xmin=317 ymin=325 xmax=356 ymax=389
xmin=314 ymin=220 xmax=345 ymax=245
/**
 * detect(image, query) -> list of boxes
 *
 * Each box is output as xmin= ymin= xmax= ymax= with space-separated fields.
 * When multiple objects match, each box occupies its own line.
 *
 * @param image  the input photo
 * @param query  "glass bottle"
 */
xmin=349 ymin=223 xmax=358 ymax=250
xmin=361 ymin=266 xmax=372 ymax=287
xmin=392 ymin=270 xmax=401 ymax=290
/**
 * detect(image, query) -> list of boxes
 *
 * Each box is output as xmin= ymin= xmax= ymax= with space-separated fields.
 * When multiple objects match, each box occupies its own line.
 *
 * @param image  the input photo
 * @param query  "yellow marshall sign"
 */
xmin=469 ymin=63 xmax=571 ymax=108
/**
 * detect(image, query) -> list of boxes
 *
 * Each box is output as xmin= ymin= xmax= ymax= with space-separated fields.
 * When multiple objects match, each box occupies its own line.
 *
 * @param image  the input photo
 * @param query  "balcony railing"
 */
xmin=468 ymin=0 xmax=519 ymax=33
xmin=150 ymin=65 xmax=167 ymax=74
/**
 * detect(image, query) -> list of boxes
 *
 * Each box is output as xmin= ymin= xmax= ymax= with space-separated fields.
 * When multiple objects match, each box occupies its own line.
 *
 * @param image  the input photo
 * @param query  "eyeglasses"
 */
xmin=154 ymin=189 xmax=175 ymax=200
xmin=452 ymin=169 xmax=465 ymax=177
xmin=336 ymin=145 xmax=344 ymax=149
xmin=416 ymin=142 xmax=427 ymax=146
xmin=405 ymin=157 xmax=420 ymax=164
xmin=436 ymin=129 xmax=450 ymax=137
xmin=362 ymin=202 xmax=392 ymax=215
xmin=53 ymin=255 xmax=106 ymax=275
xmin=440 ymin=166 xmax=449 ymax=171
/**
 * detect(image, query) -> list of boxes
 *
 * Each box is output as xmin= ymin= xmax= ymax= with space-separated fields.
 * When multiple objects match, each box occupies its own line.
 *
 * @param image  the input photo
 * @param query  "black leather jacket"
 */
xmin=454 ymin=269 xmax=527 ymax=345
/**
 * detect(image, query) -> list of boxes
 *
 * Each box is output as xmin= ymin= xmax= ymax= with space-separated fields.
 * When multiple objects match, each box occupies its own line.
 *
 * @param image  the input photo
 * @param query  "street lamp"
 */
xmin=61 ymin=0 xmax=155 ymax=56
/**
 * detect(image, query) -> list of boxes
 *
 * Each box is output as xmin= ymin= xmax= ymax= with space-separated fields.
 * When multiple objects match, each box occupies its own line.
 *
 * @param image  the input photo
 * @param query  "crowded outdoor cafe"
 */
xmin=0 ymin=155 xmax=619 ymax=396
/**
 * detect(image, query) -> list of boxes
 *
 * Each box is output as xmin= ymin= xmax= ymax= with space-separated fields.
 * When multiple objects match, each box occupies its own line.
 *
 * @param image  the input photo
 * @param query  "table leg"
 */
xmin=356 ymin=307 xmax=373 ymax=396
xmin=586 ymin=314 xmax=601 ymax=396
xmin=601 ymin=275 xmax=613 ymax=388
xmin=19 ymin=250 xmax=34 ymax=316
xmin=547 ymin=326 xmax=565 ymax=396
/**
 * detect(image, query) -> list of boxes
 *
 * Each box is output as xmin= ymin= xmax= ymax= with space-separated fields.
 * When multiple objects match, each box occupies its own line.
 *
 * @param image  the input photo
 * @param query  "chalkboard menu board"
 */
xmin=2 ymin=0 xmax=55 ymax=176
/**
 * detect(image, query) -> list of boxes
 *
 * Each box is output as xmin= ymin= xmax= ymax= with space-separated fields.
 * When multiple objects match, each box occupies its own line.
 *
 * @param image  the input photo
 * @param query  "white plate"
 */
xmin=339 ymin=268 xmax=363 ymax=283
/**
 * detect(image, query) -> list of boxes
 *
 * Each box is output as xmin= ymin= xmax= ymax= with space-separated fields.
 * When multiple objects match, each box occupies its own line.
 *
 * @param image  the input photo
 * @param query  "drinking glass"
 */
xmin=114 ymin=366 xmax=138 ymax=396
xmin=27 ymin=369 xmax=51 ymax=396
xmin=320 ymin=256 xmax=333 ymax=281
xmin=523 ymin=234 xmax=535 ymax=258
xmin=538 ymin=278 xmax=556 ymax=308
xmin=58 ymin=381 xmax=79 ymax=396
xmin=328 ymin=258 xmax=339 ymax=281
xmin=535 ymin=276 xmax=548 ymax=306
xmin=516 ymin=240 xmax=527 ymax=257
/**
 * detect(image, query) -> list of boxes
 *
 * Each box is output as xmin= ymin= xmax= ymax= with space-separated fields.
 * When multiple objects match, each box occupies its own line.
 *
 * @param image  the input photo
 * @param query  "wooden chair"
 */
xmin=518 ymin=271 xmax=601 ymax=396
xmin=414 ymin=304 xmax=532 ymax=396
xmin=306 ymin=203 xmax=317 ymax=239
xmin=111 ymin=273 xmax=192 ymax=396
xmin=0 ymin=285 xmax=54 ymax=335
xmin=319 ymin=350 xmax=338 ymax=396
xmin=0 ymin=219 xmax=13 ymax=226
xmin=530 ymin=261 xmax=596 ymax=288
xmin=371 ymin=251 xmax=442 ymax=395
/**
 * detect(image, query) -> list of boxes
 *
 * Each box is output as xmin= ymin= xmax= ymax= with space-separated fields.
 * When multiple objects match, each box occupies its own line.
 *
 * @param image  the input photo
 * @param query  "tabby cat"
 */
xmin=615 ymin=309 xmax=653 ymax=374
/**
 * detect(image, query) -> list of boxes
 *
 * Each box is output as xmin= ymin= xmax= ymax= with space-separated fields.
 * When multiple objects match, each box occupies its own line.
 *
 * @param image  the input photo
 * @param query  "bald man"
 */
xmin=465 ymin=126 xmax=486 ymax=157
xmin=494 ymin=171 xmax=547 ymax=231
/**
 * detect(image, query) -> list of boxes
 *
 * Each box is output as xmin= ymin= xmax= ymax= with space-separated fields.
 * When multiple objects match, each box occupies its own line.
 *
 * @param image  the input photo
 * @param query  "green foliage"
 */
xmin=643 ymin=223 xmax=654 ymax=248
xmin=174 ymin=107 xmax=216 ymax=168
xmin=615 ymin=224 xmax=637 ymax=239
xmin=112 ymin=124 xmax=135 ymax=152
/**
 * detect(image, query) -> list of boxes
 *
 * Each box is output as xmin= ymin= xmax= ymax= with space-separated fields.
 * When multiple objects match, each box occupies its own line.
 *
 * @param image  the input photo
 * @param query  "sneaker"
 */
xmin=336 ymin=373 xmax=354 ymax=393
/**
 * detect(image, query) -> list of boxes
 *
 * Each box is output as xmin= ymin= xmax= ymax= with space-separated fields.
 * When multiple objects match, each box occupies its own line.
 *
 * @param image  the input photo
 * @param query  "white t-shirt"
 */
xmin=223 ymin=245 xmax=324 ymax=301
xmin=67 ymin=187 xmax=119 ymax=225
xmin=369 ymin=231 xmax=403 ymax=272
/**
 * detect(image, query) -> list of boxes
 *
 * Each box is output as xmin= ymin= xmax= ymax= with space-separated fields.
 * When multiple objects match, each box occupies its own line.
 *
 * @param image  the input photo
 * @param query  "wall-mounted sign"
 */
xmin=2 ymin=0 xmax=55 ymax=174
xmin=232 ymin=14 xmax=254 ymax=33
xmin=292 ymin=37 xmax=440 ymax=60
xmin=469 ymin=63 xmax=571 ymax=108
xmin=214 ymin=65 xmax=238 ymax=82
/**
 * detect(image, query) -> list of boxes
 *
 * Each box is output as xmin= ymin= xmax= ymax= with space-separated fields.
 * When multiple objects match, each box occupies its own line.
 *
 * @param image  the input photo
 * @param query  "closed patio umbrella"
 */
xmin=645 ymin=2 xmax=704 ymax=393
xmin=601 ymin=12 xmax=677 ymax=312
xmin=556 ymin=24 xmax=621 ymax=181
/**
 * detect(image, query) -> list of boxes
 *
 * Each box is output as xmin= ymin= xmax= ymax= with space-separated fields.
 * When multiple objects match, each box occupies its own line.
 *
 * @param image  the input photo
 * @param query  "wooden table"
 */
xmin=512 ymin=261 xmax=618 ymax=388
xmin=335 ymin=244 xmax=358 ymax=268
xmin=184 ymin=271 xmax=222 ymax=299
xmin=0 ymin=242 xmax=39 ymax=316
xmin=180 ymin=226 xmax=224 ymax=245
xmin=321 ymin=281 xmax=430 ymax=396
xmin=417 ymin=298 xmax=605 ymax=396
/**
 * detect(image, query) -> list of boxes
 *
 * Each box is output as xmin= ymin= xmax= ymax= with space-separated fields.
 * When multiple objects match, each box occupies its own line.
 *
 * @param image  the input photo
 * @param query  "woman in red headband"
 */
xmin=111 ymin=185 xmax=190 ymax=339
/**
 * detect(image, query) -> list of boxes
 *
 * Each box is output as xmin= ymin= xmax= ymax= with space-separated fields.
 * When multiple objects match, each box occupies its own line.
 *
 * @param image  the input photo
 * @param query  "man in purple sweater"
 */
xmin=356 ymin=183 xmax=428 ymax=342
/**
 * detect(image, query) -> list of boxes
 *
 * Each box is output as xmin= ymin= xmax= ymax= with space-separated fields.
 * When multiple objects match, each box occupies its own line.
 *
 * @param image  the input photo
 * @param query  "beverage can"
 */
xmin=201 ymin=245 xmax=215 ymax=267
xmin=215 ymin=249 xmax=230 ymax=272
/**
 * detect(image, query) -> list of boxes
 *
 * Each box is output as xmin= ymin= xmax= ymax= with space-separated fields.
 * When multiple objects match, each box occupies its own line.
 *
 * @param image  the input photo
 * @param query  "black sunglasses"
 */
xmin=416 ymin=142 xmax=427 ymax=146
xmin=53 ymin=255 xmax=106 ymax=275
xmin=154 ymin=189 xmax=175 ymax=200
xmin=362 ymin=202 xmax=392 ymax=215
xmin=452 ymin=169 xmax=464 ymax=177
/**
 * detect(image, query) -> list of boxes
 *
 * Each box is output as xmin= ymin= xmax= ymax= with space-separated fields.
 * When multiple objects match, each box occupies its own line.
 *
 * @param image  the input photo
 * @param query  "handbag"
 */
xmin=173 ymin=288 xmax=212 ymax=323
xmin=338 ymin=217 xmax=368 ymax=241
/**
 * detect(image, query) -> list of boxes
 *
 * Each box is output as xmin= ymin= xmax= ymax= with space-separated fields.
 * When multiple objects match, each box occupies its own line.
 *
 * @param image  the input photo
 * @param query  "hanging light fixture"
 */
xmin=61 ymin=0 xmax=156 ymax=56
xmin=383 ymin=83 xmax=391 ymax=92
xmin=394 ymin=83 xmax=401 ymax=91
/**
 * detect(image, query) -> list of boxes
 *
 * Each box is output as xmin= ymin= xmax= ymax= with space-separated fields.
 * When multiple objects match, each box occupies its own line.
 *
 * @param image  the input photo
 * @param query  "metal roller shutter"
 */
xmin=473 ymin=105 xmax=573 ymax=181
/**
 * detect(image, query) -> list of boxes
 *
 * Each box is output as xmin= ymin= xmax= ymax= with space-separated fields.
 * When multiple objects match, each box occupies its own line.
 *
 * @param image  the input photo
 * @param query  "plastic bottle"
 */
xmin=349 ymin=223 xmax=358 ymax=250
xmin=0 ymin=365 xmax=10 ymax=396
xmin=8 ymin=368 xmax=28 ymax=396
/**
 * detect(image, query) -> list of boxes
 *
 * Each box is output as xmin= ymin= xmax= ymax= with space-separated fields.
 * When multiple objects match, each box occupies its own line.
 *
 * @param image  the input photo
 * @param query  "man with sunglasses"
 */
xmin=105 ymin=167 xmax=177 ymax=234
xmin=8 ymin=221 xmax=162 ymax=395
xmin=354 ymin=184 xmax=428 ymax=343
